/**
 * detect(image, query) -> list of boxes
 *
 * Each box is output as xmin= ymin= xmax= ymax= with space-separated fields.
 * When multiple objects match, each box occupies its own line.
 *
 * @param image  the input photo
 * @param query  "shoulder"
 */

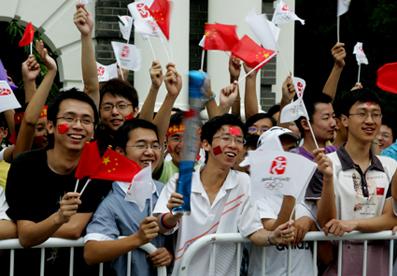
xmin=13 ymin=149 xmax=46 ymax=165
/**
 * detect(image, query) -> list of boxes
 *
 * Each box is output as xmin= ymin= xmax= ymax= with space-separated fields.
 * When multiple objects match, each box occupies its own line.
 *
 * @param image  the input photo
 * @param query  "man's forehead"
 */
xmin=218 ymin=125 xmax=243 ymax=136
xmin=59 ymin=99 xmax=94 ymax=116
xmin=353 ymin=101 xmax=381 ymax=110
xmin=102 ymin=93 xmax=131 ymax=103
xmin=314 ymin=102 xmax=334 ymax=113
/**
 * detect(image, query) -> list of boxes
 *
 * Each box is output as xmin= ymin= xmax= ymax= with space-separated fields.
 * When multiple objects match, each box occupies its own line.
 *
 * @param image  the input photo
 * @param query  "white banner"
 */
xmin=249 ymin=150 xmax=316 ymax=202
xmin=280 ymin=98 xmax=307 ymax=123
xmin=292 ymin=76 xmax=306 ymax=98
xmin=111 ymin=41 xmax=142 ymax=72
xmin=245 ymin=10 xmax=279 ymax=51
xmin=125 ymin=165 xmax=154 ymax=212
xmin=353 ymin=42 xmax=369 ymax=65
xmin=272 ymin=0 xmax=305 ymax=26
xmin=96 ymin=62 xmax=118 ymax=82
xmin=118 ymin=15 xmax=133 ymax=41
xmin=0 ymin=81 xmax=21 ymax=113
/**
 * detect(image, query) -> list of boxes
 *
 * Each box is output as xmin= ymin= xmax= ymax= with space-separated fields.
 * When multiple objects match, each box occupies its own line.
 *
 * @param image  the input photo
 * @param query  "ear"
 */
xmin=47 ymin=120 xmax=55 ymax=135
xmin=133 ymin=107 xmax=139 ymax=117
xmin=201 ymin=139 xmax=211 ymax=152
xmin=300 ymin=118 xmax=310 ymax=131
xmin=341 ymin=114 xmax=349 ymax=128
xmin=115 ymin=146 xmax=126 ymax=156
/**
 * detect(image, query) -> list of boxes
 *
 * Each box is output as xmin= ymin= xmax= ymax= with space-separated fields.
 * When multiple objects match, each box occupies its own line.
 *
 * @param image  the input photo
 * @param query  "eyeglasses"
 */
xmin=348 ymin=111 xmax=382 ymax=121
xmin=213 ymin=134 xmax=245 ymax=145
xmin=248 ymin=126 xmax=270 ymax=134
xmin=56 ymin=113 xmax=94 ymax=126
xmin=127 ymin=142 xmax=162 ymax=151
xmin=101 ymin=102 xmax=132 ymax=112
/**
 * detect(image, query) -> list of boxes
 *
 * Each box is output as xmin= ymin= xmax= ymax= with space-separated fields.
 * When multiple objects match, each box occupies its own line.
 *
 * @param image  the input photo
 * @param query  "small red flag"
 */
xmin=231 ymin=35 xmax=276 ymax=69
xmin=91 ymin=148 xmax=141 ymax=182
xmin=376 ymin=62 xmax=397 ymax=94
xmin=18 ymin=22 xmax=35 ymax=47
xmin=148 ymin=0 xmax=170 ymax=40
xmin=75 ymin=141 xmax=102 ymax=179
xmin=203 ymin=23 xmax=239 ymax=51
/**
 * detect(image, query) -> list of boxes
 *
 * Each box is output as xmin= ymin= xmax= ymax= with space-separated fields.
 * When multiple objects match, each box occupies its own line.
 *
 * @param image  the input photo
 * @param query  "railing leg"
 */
xmin=362 ymin=240 xmax=367 ymax=276
xmin=9 ymin=249 xmax=14 ymax=276
xmin=40 ymin=248 xmax=45 ymax=276
xmin=389 ymin=239 xmax=394 ymax=276
xmin=337 ymin=240 xmax=342 ymax=276
xmin=313 ymin=241 xmax=318 ymax=276
xmin=69 ymin=247 xmax=74 ymax=276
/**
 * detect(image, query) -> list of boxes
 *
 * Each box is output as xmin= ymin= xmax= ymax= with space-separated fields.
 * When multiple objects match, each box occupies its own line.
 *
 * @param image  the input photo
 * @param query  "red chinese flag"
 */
xmin=148 ymin=0 xmax=170 ymax=40
xmin=231 ymin=35 xmax=276 ymax=69
xmin=18 ymin=22 xmax=35 ymax=47
xmin=203 ymin=23 xmax=239 ymax=51
xmin=75 ymin=141 xmax=102 ymax=179
xmin=376 ymin=62 xmax=397 ymax=94
xmin=91 ymin=148 xmax=141 ymax=182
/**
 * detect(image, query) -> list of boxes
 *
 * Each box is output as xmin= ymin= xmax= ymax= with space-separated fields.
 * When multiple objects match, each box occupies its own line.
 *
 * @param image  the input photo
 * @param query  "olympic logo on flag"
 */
xmin=0 ymin=87 xmax=11 ymax=96
xmin=136 ymin=2 xmax=150 ymax=18
xmin=97 ymin=66 xmax=105 ymax=77
xmin=263 ymin=178 xmax=283 ymax=190
xmin=269 ymin=156 xmax=287 ymax=175
xmin=281 ymin=4 xmax=289 ymax=11
xmin=121 ymin=46 xmax=130 ymax=58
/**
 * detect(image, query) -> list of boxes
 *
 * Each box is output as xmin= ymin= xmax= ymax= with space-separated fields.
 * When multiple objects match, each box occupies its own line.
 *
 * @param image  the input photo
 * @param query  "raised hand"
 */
xmin=150 ymin=60 xmax=163 ymax=89
xmin=220 ymin=81 xmax=238 ymax=109
xmin=331 ymin=42 xmax=346 ymax=68
xmin=21 ymin=55 xmax=40 ymax=82
xmin=164 ymin=63 xmax=182 ymax=98
xmin=281 ymin=75 xmax=295 ymax=103
xmin=36 ymin=40 xmax=57 ymax=71
xmin=73 ymin=3 xmax=93 ymax=36
xmin=313 ymin=148 xmax=333 ymax=178
xmin=229 ymin=56 xmax=241 ymax=81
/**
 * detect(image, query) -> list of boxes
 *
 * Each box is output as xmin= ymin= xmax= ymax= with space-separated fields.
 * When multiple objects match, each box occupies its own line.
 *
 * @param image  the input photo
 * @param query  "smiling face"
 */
xmin=123 ymin=127 xmax=161 ymax=169
xmin=310 ymin=103 xmax=336 ymax=143
xmin=99 ymin=93 xmax=137 ymax=132
xmin=376 ymin=124 xmax=394 ymax=151
xmin=47 ymin=99 xmax=95 ymax=152
xmin=342 ymin=101 xmax=382 ymax=145
xmin=203 ymin=125 xmax=245 ymax=169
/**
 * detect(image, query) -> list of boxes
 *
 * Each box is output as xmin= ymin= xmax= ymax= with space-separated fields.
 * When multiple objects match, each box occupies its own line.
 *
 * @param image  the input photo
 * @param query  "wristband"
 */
xmin=267 ymin=234 xmax=274 ymax=246
xmin=160 ymin=213 xmax=176 ymax=230
xmin=204 ymin=94 xmax=216 ymax=104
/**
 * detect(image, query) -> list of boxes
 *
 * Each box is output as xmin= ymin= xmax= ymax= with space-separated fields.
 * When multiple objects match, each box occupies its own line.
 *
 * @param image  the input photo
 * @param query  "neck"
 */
xmin=344 ymin=138 xmax=371 ymax=164
xmin=47 ymin=146 xmax=80 ymax=175
xmin=303 ymin=134 xmax=325 ymax=152
xmin=201 ymin=159 xmax=230 ymax=190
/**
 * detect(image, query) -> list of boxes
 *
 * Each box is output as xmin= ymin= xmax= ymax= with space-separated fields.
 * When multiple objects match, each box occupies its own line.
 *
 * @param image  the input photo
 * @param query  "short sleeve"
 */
xmin=255 ymin=196 xmax=279 ymax=220
xmin=238 ymin=197 xmax=263 ymax=237
xmin=305 ymin=169 xmax=323 ymax=201
xmin=85 ymin=196 xmax=119 ymax=242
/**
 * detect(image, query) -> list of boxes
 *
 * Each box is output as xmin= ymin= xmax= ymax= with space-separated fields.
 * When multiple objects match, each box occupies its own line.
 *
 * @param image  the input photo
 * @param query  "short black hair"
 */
xmin=339 ymin=88 xmax=381 ymax=116
xmin=169 ymin=111 xmax=184 ymax=128
xmin=381 ymin=116 xmax=396 ymax=141
xmin=113 ymin=118 xmax=159 ymax=150
xmin=99 ymin=78 xmax=139 ymax=108
xmin=47 ymin=88 xmax=99 ymax=125
xmin=267 ymin=104 xmax=280 ymax=118
xmin=201 ymin=114 xmax=246 ymax=144
xmin=295 ymin=93 xmax=333 ymax=136
xmin=245 ymin=113 xmax=276 ymax=129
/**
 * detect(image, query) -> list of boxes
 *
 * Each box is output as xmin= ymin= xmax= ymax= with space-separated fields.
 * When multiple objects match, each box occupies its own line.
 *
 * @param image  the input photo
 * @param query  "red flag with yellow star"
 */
xmin=75 ymin=141 xmax=102 ymax=180
xmin=148 ymin=0 xmax=170 ymax=40
xmin=231 ymin=35 xmax=276 ymax=69
xmin=18 ymin=22 xmax=35 ymax=47
xmin=91 ymin=148 xmax=141 ymax=182
xmin=203 ymin=23 xmax=239 ymax=51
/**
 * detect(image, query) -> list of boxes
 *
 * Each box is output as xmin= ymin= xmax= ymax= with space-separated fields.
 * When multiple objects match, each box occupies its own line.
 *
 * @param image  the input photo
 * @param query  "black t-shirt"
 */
xmin=4 ymin=149 xmax=113 ymax=276
xmin=6 ymin=149 xmax=111 ymax=221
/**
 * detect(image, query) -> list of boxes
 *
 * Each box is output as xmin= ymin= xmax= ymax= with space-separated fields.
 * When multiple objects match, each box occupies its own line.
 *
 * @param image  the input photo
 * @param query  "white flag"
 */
xmin=249 ymin=149 xmax=316 ymax=202
xmin=128 ymin=2 xmax=159 ymax=38
xmin=337 ymin=0 xmax=351 ymax=16
xmin=125 ymin=165 xmax=155 ymax=212
xmin=280 ymin=98 xmax=308 ymax=123
xmin=118 ymin=15 xmax=133 ymax=41
xmin=96 ymin=62 xmax=118 ymax=82
xmin=245 ymin=10 xmax=279 ymax=51
xmin=111 ymin=41 xmax=142 ymax=72
xmin=353 ymin=42 xmax=368 ymax=65
xmin=272 ymin=0 xmax=305 ymax=26
xmin=0 ymin=81 xmax=21 ymax=113
xmin=198 ymin=35 xmax=205 ymax=48
xmin=292 ymin=76 xmax=306 ymax=98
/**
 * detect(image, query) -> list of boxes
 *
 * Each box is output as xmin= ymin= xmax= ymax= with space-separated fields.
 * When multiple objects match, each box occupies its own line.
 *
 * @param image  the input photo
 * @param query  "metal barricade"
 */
xmin=178 ymin=231 xmax=397 ymax=276
xmin=0 ymin=238 xmax=167 ymax=276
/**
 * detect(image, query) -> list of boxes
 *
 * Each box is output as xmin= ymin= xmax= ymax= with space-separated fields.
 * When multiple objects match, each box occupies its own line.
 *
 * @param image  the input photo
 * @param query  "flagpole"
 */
xmin=30 ymin=42 xmax=33 ymax=55
xmin=238 ymin=52 xmax=277 ymax=84
xmin=147 ymin=37 xmax=157 ymax=61
xmin=298 ymin=97 xmax=320 ymax=149
xmin=159 ymin=34 xmax=171 ymax=62
xmin=337 ymin=16 xmax=340 ymax=43
xmin=118 ymin=64 xmax=125 ymax=81
xmin=79 ymin=179 xmax=92 ymax=196
xmin=200 ymin=50 xmax=205 ymax=71
xmin=357 ymin=64 xmax=361 ymax=83
xmin=74 ymin=179 xmax=80 ymax=193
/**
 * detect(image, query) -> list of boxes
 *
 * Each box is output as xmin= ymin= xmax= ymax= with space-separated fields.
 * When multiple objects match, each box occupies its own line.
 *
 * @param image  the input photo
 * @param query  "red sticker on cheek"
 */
xmin=124 ymin=113 xmax=134 ymax=121
xmin=229 ymin=126 xmax=242 ymax=136
xmin=213 ymin=146 xmax=222 ymax=155
xmin=57 ymin=123 xmax=69 ymax=134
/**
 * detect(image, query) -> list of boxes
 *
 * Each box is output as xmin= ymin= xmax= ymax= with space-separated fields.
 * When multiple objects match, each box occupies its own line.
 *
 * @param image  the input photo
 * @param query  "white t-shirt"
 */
xmin=0 ymin=186 xmax=10 ymax=220
xmin=248 ymin=195 xmax=315 ymax=276
xmin=153 ymin=169 xmax=263 ymax=276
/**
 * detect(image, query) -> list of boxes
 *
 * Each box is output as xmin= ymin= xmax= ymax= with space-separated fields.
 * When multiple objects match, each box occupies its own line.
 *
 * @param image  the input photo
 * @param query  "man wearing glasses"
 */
xmin=312 ymin=88 xmax=397 ymax=276
xmin=154 ymin=114 xmax=295 ymax=276
xmin=5 ymin=90 xmax=112 ymax=275
xmin=84 ymin=119 xmax=173 ymax=276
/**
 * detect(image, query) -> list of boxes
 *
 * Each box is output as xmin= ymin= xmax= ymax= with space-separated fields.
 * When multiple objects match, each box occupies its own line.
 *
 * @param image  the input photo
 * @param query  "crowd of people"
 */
xmin=0 ymin=3 xmax=397 ymax=276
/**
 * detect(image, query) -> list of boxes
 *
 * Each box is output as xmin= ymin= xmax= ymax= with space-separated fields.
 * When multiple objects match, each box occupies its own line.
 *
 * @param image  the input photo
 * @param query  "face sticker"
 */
xmin=213 ymin=145 xmax=222 ymax=155
xmin=124 ymin=113 xmax=134 ymax=121
xmin=364 ymin=102 xmax=375 ymax=108
xmin=57 ymin=123 xmax=69 ymax=134
xmin=228 ymin=126 xmax=242 ymax=136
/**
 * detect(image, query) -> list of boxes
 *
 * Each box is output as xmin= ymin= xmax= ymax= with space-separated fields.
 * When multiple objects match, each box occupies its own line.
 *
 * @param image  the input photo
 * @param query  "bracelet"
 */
xmin=160 ymin=213 xmax=176 ymax=230
xmin=205 ymin=94 xmax=216 ymax=103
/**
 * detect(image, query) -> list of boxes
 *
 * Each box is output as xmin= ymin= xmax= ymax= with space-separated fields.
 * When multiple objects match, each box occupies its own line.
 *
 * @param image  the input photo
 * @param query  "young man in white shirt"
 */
xmin=154 ymin=114 xmax=295 ymax=275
